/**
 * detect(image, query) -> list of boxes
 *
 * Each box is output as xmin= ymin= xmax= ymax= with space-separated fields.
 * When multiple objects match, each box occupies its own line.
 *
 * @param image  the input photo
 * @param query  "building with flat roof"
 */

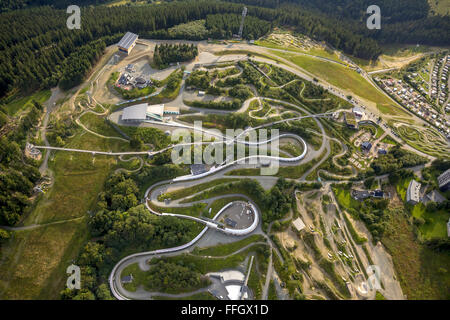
xmin=437 ymin=168 xmax=450 ymax=191
xmin=351 ymin=188 xmax=385 ymax=200
xmin=121 ymin=103 xmax=179 ymax=122
xmin=121 ymin=274 xmax=133 ymax=284
xmin=406 ymin=179 xmax=421 ymax=205
xmin=117 ymin=32 xmax=138 ymax=55
xmin=292 ymin=217 xmax=306 ymax=231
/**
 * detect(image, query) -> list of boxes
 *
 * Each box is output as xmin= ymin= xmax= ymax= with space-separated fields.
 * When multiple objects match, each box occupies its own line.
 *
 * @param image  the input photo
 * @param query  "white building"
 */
xmin=292 ymin=217 xmax=306 ymax=231
xmin=406 ymin=179 xmax=421 ymax=205
xmin=121 ymin=103 xmax=179 ymax=122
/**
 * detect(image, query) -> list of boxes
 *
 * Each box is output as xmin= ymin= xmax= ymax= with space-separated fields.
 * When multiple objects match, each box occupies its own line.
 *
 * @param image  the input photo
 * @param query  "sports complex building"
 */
xmin=121 ymin=103 xmax=179 ymax=122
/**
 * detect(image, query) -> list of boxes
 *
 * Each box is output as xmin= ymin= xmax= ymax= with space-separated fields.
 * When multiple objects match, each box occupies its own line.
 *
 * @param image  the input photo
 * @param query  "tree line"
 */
xmin=153 ymin=43 xmax=198 ymax=69
xmin=205 ymin=13 xmax=271 ymax=39
xmin=0 ymin=101 xmax=43 ymax=226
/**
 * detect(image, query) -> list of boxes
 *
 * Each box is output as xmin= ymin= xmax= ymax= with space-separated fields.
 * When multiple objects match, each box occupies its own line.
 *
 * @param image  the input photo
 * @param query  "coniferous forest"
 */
xmin=153 ymin=43 xmax=198 ymax=69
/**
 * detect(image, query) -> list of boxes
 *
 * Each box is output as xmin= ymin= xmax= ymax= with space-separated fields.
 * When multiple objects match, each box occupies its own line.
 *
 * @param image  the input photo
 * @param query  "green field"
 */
xmin=0 ymin=218 xmax=88 ymax=299
xmin=381 ymin=135 xmax=397 ymax=145
xmin=411 ymin=203 xmax=450 ymax=239
xmin=382 ymin=209 xmax=450 ymax=299
xmin=428 ymin=0 xmax=450 ymax=16
xmin=269 ymin=50 xmax=410 ymax=117
xmin=4 ymin=90 xmax=51 ymax=116
xmin=159 ymin=178 xmax=238 ymax=201
xmin=195 ymin=234 xmax=265 ymax=256
xmin=147 ymin=202 xmax=207 ymax=218
xmin=25 ymin=132 xmax=131 ymax=225
xmin=79 ymin=112 xmax=124 ymax=138
xmin=332 ymin=187 xmax=361 ymax=211
xmin=255 ymin=39 xmax=340 ymax=61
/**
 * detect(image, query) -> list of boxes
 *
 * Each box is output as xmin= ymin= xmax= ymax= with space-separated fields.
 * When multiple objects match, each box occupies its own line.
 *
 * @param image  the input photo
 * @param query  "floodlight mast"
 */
xmin=238 ymin=7 xmax=247 ymax=39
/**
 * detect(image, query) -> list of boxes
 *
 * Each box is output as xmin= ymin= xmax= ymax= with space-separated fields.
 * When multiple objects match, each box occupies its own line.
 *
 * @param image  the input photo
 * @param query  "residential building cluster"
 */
xmin=431 ymin=55 xmax=449 ymax=107
xmin=377 ymin=77 xmax=450 ymax=137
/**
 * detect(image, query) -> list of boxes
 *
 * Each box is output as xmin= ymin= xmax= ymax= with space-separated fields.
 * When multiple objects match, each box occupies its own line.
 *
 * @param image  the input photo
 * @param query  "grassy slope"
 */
xmin=428 ymin=0 xmax=450 ymax=15
xmin=79 ymin=112 xmax=124 ymax=138
xmin=411 ymin=203 xmax=450 ymax=239
xmin=382 ymin=209 xmax=450 ymax=300
xmin=195 ymin=234 xmax=265 ymax=256
xmin=269 ymin=50 xmax=409 ymax=117
xmin=0 ymin=132 xmax=129 ymax=299
xmin=0 ymin=218 xmax=88 ymax=299
xmin=254 ymin=39 xmax=340 ymax=61
xmin=4 ymin=90 xmax=51 ymax=116
xmin=160 ymin=178 xmax=238 ymax=201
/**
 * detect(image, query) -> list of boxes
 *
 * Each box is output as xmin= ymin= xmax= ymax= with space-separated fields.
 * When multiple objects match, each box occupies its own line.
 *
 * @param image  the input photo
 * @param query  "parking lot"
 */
xmin=219 ymin=201 xmax=255 ymax=230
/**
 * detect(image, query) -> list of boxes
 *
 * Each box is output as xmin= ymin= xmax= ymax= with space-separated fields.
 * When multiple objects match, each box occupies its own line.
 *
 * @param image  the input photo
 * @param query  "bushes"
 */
xmin=185 ymin=70 xmax=212 ymax=90
xmin=144 ymin=259 xmax=210 ymax=293
xmin=228 ymin=84 xmax=253 ymax=100
xmin=372 ymin=145 xmax=427 ymax=175
xmin=120 ymin=126 xmax=170 ymax=150
xmin=47 ymin=114 xmax=77 ymax=147
xmin=184 ymin=99 xmax=241 ymax=110
xmin=0 ymin=229 xmax=10 ymax=243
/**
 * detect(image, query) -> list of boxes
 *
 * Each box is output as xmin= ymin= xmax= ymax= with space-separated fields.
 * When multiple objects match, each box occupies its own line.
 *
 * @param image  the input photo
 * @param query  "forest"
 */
xmin=153 ymin=43 xmax=198 ymax=69
xmin=0 ymin=0 xmax=110 ymax=12
xmin=61 ymin=170 xmax=203 ymax=300
xmin=0 ymin=101 xmax=42 ymax=225
xmin=205 ymin=13 xmax=271 ymax=39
